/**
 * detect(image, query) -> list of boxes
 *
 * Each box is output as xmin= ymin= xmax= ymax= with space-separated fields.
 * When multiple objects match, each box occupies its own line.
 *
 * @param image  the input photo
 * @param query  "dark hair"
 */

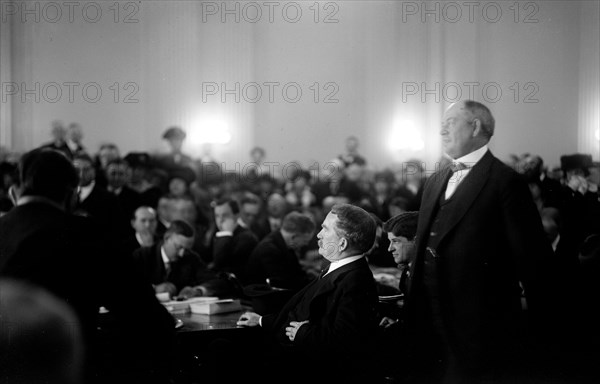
xmin=282 ymin=211 xmax=316 ymax=235
xmin=106 ymin=158 xmax=128 ymax=169
xmin=162 ymin=126 xmax=186 ymax=140
xmin=368 ymin=212 xmax=383 ymax=227
xmin=164 ymin=219 xmax=195 ymax=239
xmin=213 ymin=197 xmax=240 ymax=214
xmin=72 ymin=153 xmax=94 ymax=165
xmin=389 ymin=196 xmax=409 ymax=210
xmin=19 ymin=149 xmax=78 ymax=203
xmin=463 ymin=100 xmax=495 ymax=138
xmin=250 ymin=146 xmax=265 ymax=157
xmin=383 ymin=211 xmax=419 ymax=240
xmin=329 ymin=203 xmax=376 ymax=254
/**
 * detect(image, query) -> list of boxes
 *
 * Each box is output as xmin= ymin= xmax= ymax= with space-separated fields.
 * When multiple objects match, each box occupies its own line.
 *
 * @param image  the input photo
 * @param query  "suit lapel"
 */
xmin=435 ymin=150 xmax=494 ymax=246
xmin=415 ymin=167 xmax=453 ymax=255
xmin=310 ymin=257 xmax=368 ymax=302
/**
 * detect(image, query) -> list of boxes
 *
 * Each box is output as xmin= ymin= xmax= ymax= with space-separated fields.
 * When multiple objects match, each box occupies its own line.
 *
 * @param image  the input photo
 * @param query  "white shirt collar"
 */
xmin=451 ymin=145 xmax=488 ymax=168
xmin=323 ymin=255 xmax=364 ymax=277
xmin=160 ymin=245 xmax=170 ymax=266
xmin=77 ymin=181 xmax=95 ymax=202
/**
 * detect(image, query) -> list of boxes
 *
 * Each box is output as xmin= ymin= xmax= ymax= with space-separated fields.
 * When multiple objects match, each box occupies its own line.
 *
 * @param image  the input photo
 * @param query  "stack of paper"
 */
xmin=190 ymin=299 xmax=242 ymax=315
xmin=162 ymin=297 xmax=219 ymax=314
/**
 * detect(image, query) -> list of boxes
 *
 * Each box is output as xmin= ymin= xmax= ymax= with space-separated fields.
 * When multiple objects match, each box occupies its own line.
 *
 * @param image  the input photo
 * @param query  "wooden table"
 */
xmin=172 ymin=307 xmax=263 ymax=384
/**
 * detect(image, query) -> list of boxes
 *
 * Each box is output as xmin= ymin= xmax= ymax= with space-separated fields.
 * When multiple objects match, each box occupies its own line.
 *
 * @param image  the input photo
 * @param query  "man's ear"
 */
xmin=339 ymin=238 xmax=348 ymax=252
xmin=472 ymin=119 xmax=482 ymax=137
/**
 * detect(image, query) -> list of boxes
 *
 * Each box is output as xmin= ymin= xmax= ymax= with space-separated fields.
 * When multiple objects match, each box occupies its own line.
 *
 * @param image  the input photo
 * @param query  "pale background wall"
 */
xmin=1 ymin=0 xmax=598 ymax=173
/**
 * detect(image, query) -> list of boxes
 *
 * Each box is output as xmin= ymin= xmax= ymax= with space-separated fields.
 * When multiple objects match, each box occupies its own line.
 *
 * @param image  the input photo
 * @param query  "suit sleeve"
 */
xmin=500 ymin=171 xmax=555 ymax=326
xmin=293 ymin=272 xmax=377 ymax=354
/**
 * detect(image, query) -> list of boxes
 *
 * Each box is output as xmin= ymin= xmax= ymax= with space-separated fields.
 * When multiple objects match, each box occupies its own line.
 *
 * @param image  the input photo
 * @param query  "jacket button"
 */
xmin=430 ymin=231 xmax=437 ymax=236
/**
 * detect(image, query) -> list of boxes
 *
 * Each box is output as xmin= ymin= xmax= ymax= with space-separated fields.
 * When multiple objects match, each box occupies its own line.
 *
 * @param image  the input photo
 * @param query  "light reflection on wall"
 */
xmin=388 ymin=120 xmax=425 ymax=158
xmin=184 ymin=118 xmax=232 ymax=159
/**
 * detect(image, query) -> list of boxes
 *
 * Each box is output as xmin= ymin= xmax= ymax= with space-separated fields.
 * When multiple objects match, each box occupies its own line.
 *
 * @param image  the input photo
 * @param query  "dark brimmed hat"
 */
xmin=560 ymin=154 xmax=592 ymax=176
xmin=123 ymin=152 xmax=152 ymax=169
xmin=162 ymin=126 xmax=186 ymax=141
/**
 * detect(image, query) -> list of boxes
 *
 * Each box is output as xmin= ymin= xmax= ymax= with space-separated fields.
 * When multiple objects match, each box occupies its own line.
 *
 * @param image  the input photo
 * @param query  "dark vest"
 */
xmin=421 ymin=186 xmax=459 ymax=338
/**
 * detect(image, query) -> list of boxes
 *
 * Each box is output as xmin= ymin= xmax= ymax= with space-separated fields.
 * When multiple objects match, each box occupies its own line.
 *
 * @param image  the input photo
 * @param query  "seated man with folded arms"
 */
xmin=245 ymin=211 xmax=316 ymax=291
xmin=210 ymin=198 xmax=259 ymax=283
xmin=132 ymin=220 xmax=233 ymax=299
xmin=237 ymin=204 xmax=379 ymax=384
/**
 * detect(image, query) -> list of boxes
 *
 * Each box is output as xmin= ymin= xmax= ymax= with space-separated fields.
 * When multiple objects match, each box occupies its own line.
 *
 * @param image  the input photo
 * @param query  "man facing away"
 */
xmin=0 ymin=148 xmax=175 ymax=383
xmin=237 ymin=203 xmax=379 ymax=384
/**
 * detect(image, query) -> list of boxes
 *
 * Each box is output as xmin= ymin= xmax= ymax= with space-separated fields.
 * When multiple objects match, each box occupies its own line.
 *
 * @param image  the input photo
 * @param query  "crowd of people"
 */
xmin=1 ymin=101 xmax=599 ymax=383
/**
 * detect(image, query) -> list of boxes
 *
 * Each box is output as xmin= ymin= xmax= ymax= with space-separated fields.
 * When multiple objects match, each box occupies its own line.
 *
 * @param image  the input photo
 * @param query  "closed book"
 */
xmin=162 ymin=297 xmax=219 ymax=314
xmin=190 ymin=299 xmax=242 ymax=315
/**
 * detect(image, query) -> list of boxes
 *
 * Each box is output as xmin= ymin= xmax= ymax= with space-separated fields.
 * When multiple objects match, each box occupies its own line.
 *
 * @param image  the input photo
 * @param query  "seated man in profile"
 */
xmin=132 ymin=219 xmax=233 ymax=299
xmin=237 ymin=204 xmax=379 ymax=384
xmin=245 ymin=211 xmax=316 ymax=291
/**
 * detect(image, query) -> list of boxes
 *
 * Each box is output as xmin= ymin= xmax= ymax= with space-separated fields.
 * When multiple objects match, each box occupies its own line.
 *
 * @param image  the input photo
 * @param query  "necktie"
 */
xmin=319 ymin=265 xmax=330 ymax=279
xmin=450 ymin=162 xmax=468 ymax=173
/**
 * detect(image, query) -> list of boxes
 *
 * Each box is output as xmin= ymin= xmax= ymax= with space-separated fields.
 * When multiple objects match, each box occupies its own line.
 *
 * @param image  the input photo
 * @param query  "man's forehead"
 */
xmin=215 ymin=204 xmax=233 ymax=213
xmin=136 ymin=209 xmax=155 ymax=219
xmin=324 ymin=212 xmax=338 ymax=225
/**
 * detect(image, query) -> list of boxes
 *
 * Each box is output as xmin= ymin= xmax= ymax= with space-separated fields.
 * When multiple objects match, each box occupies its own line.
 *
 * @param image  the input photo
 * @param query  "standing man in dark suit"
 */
xmin=405 ymin=100 xmax=554 ymax=383
xmin=237 ymin=204 xmax=379 ymax=384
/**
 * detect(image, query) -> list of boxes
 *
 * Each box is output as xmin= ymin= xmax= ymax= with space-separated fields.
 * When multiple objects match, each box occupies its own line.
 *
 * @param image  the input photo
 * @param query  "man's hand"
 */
xmin=237 ymin=311 xmax=261 ymax=327
xmin=285 ymin=320 xmax=309 ymax=342
xmin=176 ymin=286 xmax=203 ymax=300
xmin=379 ymin=316 xmax=399 ymax=329
xmin=154 ymin=282 xmax=177 ymax=298
xmin=568 ymin=175 xmax=589 ymax=195
xmin=220 ymin=217 xmax=237 ymax=233
xmin=138 ymin=230 xmax=155 ymax=246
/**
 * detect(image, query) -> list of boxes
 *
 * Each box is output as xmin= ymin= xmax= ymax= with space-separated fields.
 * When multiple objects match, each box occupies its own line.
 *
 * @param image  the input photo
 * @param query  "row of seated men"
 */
xmin=2 ymin=146 xmax=600 ymax=384
xmin=0 ymin=147 xmax=404 ymax=384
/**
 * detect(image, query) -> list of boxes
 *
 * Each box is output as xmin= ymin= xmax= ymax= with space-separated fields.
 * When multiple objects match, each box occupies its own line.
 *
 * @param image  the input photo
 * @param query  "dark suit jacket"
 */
xmin=76 ymin=183 xmax=123 ymax=235
xmin=113 ymin=185 xmax=142 ymax=223
xmin=406 ymin=150 xmax=554 ymax=370
xmin=0 ymin=200 xmax=175 ymax=381
xmin=245 ymin=231 xmax=312 ymax=290
xmin=261 ymin=257 xmax=378 ymax=372
xmin=211 ymin=225 xmax=258 ymax=283
xmin=132 ymin=243 xmax=218 ymax=294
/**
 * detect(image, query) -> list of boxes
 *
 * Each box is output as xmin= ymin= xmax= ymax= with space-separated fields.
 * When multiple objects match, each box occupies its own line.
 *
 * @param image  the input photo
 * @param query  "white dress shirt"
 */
xmin=445 ymin=145 xmax=488 ymax=199
xmin=323 ymin=255 xmax=364 ymax=277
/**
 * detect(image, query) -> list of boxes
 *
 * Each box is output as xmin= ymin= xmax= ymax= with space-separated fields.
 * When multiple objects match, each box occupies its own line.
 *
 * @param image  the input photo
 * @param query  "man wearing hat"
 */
xmin=155 ymin=126 xmax=195 ymax=178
